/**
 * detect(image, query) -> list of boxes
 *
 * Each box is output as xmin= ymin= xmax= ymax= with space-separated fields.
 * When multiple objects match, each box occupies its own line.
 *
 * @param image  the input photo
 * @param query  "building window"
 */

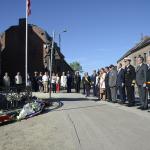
xmin=134 ymin=57 xmax=136 ymax=66
xmin=149 ymin=51 xmax=150 ymax=56
xmin=144 ymin=53 xmax=147 ymax=63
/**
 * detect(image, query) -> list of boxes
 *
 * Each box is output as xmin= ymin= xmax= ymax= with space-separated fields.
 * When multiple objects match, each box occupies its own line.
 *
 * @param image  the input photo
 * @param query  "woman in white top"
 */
xmin=3 ymin=72 xmax=10 ymax=88
xmin=99 ymin=68 xmax=106 ymax=100
xmin=42 ymin=72 xmax=49 ymax=93
xmin=61 ymin=72 xmax=67 ymax=89
xmin=15 ymin=72 xmax=22 ymax=85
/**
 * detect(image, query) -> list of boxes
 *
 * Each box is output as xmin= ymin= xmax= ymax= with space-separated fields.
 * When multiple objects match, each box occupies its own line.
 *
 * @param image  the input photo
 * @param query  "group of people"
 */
xmin=2 ymin=71 xmax=77 ymax=94
xmin=2 ymin=56 xmax=150 ymax=110
xmin=82 ymin=56 xmax=150 ymax=110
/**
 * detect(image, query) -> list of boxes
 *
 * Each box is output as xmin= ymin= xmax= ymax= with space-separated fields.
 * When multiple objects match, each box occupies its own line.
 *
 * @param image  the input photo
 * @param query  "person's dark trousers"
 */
xmin=137 ymin=85 xmax=148 ymax=109
xmin=110 ymin=87 xmax=117 ymax=102
xmin=105 ymin=87 xmax=112 ymax=101
xmin=85 ymin=85 xmax=90 ymax=97
xmin=126 ymin=86 xmax=135 ymax=105
xmin=67 ymin=84 xmax=71 ymax=93
xmin=118 ymin=86 xmax=126 ymax=102
xmin=16 ymin=84 xmax=22 ymax=93
xmin=96 ymin=85 xmax=99 ymax=98
xmin=76 ymin=83 xmax=80 ymax=93
xmin=52 ymin=83 xmax=56 ymax=93
xmin=83 ymin=84 xmax=86 ymax=94
xmin=93 ymin=85 xmax=97 ymax=96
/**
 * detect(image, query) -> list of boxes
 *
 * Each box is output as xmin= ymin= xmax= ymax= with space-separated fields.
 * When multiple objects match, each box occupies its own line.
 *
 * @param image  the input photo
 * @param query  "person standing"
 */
xmin=32 ymin=72 xmax=39 ymax=92
xmin=124 ymin=58 xmax=136 ymax=107
xmin=105 ymin=67 xmax=112 ymax=102
xmin=82 ymin=73 xmax=86 ymax=94
xmin=61 ymin=72 xmax=67 ymax=90
xmin=51 ymin=73 xmax=57 ymax=93
xmin=3 ymin=72 xmax=10 ymax=88
xmin=84 ymin=72 xmax=91 ymax=97
xmin=38 ymin=72 xmax=43 ymax=92
xmin=116 ymin=63 xmax=126 ymax=104
xmin=99 ymin=68 xmax=106 ymax=100
xmin=96 ymin=71 xmax=100 ymax=98
xmin=15 ymin=72 xmax=23 ymax=93
xmin=56 ymin=73 xmax=60 ymax=93
xmin=91 ymin=70 xmax=97 ymax=96
xmin=27 ymin=73 xmax=32 ymax=87
xmin=66 ymin=71 xmax=72 ymax=93
xmin=146 ymin=56 xmax=150 ymax=99
xmin=74 ymin=71 xmax=81 ymax=93
xmin=42 ymin=72 xmax=49 ymax=93
xmin=136 ymin=56 xmax=148 ymax=110
xmin=109 ymin=65 xmax=117 ymax=103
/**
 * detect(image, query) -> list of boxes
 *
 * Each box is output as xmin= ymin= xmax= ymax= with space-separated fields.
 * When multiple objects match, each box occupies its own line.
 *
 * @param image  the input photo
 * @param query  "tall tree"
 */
xmin=70 ymin=61 xmax=83 ymax=73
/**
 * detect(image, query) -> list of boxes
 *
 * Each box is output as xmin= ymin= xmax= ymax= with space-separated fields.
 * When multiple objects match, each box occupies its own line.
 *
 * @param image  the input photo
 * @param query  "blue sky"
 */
xmin=0 ymin=0 xmax=150 ymax=74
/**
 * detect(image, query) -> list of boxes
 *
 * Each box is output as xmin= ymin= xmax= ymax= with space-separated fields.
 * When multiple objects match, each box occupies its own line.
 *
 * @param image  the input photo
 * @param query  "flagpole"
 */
xmin=25 ymin=0 xmax=28 ymax=86
xmin=49 ymin=31 xmax=55 ymax=98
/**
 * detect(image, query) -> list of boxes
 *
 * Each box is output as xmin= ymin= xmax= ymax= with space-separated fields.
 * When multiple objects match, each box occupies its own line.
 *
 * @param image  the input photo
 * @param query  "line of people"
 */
xmin=82 ymin=56 xmax=150 ymax=110
xmin=2 ymin=71 xmax=75 ymax=94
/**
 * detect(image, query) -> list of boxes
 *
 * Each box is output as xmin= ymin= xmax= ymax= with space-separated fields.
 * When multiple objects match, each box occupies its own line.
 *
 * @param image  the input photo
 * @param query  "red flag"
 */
xmin=27 ymin=0 xmax=31 ymax=16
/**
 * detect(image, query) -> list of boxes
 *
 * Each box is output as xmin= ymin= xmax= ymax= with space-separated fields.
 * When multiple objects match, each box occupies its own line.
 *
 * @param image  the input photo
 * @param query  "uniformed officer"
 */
xmin=124 ymin=58 xmax=136 ymax=107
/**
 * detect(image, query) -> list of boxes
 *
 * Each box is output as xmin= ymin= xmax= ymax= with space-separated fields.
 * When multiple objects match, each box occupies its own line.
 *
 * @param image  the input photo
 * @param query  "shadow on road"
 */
xmin=52 ymin=103 xmax=107 ymax=112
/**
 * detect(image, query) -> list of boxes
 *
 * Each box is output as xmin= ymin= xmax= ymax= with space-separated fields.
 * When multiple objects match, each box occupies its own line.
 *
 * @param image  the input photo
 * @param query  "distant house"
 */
xmin=117 ymin=36 xmax=150 ymax=67
xmin=0 ymin=18 xmax=74 ymax=83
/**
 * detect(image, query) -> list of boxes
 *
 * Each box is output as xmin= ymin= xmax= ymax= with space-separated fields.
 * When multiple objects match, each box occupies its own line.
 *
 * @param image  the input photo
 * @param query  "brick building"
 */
xmin=0 ymin=18 xmax=74 ymax=83
xmin=117 ymin=36 xmax=150 ymax=67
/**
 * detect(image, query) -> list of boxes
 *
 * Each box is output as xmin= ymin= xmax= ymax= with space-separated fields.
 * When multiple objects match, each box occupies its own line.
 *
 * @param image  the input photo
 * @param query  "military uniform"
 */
xmin=124 ymin=64 xmax=136 ymax=106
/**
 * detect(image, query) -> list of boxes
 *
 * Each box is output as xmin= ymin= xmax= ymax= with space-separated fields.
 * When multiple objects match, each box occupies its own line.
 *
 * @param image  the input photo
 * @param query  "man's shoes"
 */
xmin=127 ymin=103 xmax=135 ymax=107
xmin=141 ymin=107 xmax=148 ymax=110
xmin=118 ymin=101 xmax=125 ymax=105
xmin=137 ymin=106 xmax=143 ymax=109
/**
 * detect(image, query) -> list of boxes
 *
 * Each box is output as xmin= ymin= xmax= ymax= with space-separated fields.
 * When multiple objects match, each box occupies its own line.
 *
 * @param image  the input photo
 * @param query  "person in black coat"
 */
xmin=136 ymin=56 xmax=148 ymax=110
xmin=32 ymin=72 xmax=39 ymax=92
xmin=67 ymin=71 xmax=72 ymax=93
xmin=124 ymin=58 xmax=136 ymax=107
xmin=116 ymin=63 xmax=126 ymax=104
xmin=74 ymin=71 xmax=81 ymax=93
xmin=91 ymin=70 xmax=97 ymax=96
xmin=146 ymin=56 xmax=150 ymax=102
xmin=104 ymin=67 xmax=112 ymax=102
xmin=82 ymin=73 xmax=86 ymax=94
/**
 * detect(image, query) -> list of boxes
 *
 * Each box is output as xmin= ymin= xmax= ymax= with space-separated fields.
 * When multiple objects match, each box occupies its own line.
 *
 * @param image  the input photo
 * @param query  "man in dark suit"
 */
xmin=136 ymin=56 xmax=148 ymax=110
xmin=91 ymin=70 xmax=97 ymax=96
xmin=116 ymin=63 xmax=126 ymax=104
xmin=109 ymin=65 xmax=117 ymax=103
xmin=105 ymin=67 xmax=112 ymax=102
xmin=82 ymin=73 xmax=86 ymax=94
xmin=67 ymin=71 xmax=72 ymax=93
xmin=74 ymin=71 xmax=81 ymax=93
xmin=124 ymin=58 xmax=136 ymax=107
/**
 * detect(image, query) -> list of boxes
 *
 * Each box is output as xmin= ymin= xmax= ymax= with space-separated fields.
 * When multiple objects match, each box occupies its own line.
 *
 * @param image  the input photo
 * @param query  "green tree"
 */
xmin=70 ymin=61 xmax=83 ymax=73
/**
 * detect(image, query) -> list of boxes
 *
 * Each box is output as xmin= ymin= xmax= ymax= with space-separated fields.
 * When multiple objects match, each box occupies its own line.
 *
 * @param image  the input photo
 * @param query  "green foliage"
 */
xmin=69 ymin=61 xmax=83 ymax=73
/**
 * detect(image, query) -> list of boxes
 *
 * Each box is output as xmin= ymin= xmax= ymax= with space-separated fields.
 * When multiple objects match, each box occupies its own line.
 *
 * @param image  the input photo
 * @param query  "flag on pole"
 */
xmin=27 ymin=0 xmax=31 ymax=16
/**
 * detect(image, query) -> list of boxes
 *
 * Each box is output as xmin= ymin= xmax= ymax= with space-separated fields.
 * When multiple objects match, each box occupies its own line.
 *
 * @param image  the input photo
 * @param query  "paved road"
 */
xmin=1 ymin=92 xmax=150 ymax=150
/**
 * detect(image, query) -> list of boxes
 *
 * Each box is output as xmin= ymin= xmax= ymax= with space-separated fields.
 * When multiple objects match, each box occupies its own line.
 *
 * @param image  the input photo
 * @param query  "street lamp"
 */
xmin=59 ymin=30 xmax=67 ymax=51
xmin=43 ymin=34 xmax=54 ymax=99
